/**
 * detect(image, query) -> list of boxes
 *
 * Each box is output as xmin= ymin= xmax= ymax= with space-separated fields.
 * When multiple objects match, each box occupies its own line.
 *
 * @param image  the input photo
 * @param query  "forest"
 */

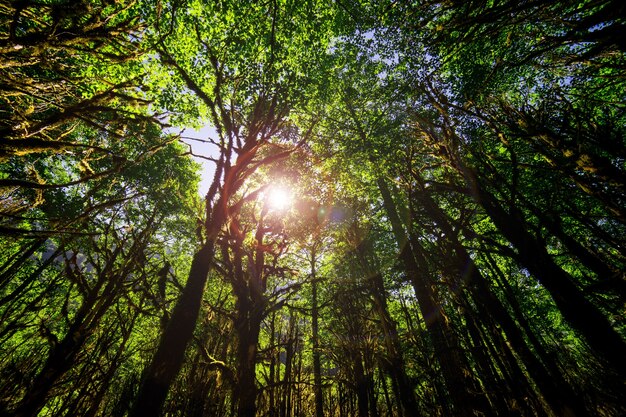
xmin=0 ymin=0 xmax=625 ymax=416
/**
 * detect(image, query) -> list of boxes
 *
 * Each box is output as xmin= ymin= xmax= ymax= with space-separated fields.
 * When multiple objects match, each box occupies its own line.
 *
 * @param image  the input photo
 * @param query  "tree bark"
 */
xmin=234 ymin=297 xmax=263 ymax=417
xmin=474 ymin=179 xmax=626 ymax=376
xmin=354 ymin=242 xmax=419 ymax=417
xmin=130 ymin=242 xmax=215 ymax=417
xmin=412 ymin=179 xmax=590 ymax=416
xmin=377 ymin=177 xmax=489 ymax=417
xmin=311 ymin=253 xmax=325 ymax=417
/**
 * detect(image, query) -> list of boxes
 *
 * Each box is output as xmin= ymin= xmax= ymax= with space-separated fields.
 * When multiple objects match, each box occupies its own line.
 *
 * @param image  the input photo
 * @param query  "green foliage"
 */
xmin=1 ymin=1 xmax=625 ymax=416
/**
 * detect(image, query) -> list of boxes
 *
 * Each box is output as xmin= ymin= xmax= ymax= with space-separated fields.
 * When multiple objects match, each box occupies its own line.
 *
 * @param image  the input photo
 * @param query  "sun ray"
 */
xmin=267 ymin=186 xmax=292 ymax=211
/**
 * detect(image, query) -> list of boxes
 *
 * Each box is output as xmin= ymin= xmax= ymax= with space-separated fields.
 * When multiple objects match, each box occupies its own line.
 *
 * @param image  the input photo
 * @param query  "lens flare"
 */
xmin=267 ymin=187 xmax=292 ymax=211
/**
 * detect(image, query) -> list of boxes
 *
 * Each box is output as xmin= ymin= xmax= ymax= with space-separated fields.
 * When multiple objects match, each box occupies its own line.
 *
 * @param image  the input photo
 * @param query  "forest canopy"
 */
xmin=0 ymin=1 xmax=625 ymax=416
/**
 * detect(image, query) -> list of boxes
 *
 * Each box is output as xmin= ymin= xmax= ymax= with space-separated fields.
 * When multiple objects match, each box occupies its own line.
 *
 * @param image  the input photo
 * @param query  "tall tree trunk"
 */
xmin=234 ymin=297 xmax=263 ymax=417
xmin=366 ymin=367 xmax=379 ymax=417
xmin=310 ymin=253 xmax=325 ymax=417
xmin=473 ymin=178 xmax=626 ymax=376
xmin=411 ymin=179 xmax=590 ymax=416
xmin=354 ymin=241 xmax=419 ymax=417
xmin=416 ymin=178 xmax=587 ymax=416
xmin=269 ymin=311 xmax=277 ymax=417
xmin=0 ymin=238 xmax=47 ymax=290
xmin=461 ymin=308 xmax=518 ymax=414
xmin=281 ymin=313 xmax=296 ymax=417
xmin=377 ymin=177 xmax=489 ymax=417
xmin=8 ymin=246 xmax=131 ymax=417
xmin=9 ymin=321 xmax=92 ymax=417
xmin=354 ymin=353 xmax=370 ymax=417
xmin=130 ymin=242 xmax=215 ymax=417
xmin=419 ymin=80 xmax=626 ymax=374
xmin=379 ymin=366 xmax=394 ymax=416
xmin=82 ymin=314 xmax=137 ymax=417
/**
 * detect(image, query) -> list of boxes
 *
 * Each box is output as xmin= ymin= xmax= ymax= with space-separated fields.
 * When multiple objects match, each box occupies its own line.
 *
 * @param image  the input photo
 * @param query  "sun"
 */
xmin=267 ymin=186 xmax=292 ymax=211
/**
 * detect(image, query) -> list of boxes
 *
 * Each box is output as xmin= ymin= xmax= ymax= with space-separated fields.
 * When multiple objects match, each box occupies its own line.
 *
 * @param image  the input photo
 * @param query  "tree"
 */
xmin=130 ymin=1 xmax=338 ymax=414
xmin=2 ymin=1 xmax=625 ymax=416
